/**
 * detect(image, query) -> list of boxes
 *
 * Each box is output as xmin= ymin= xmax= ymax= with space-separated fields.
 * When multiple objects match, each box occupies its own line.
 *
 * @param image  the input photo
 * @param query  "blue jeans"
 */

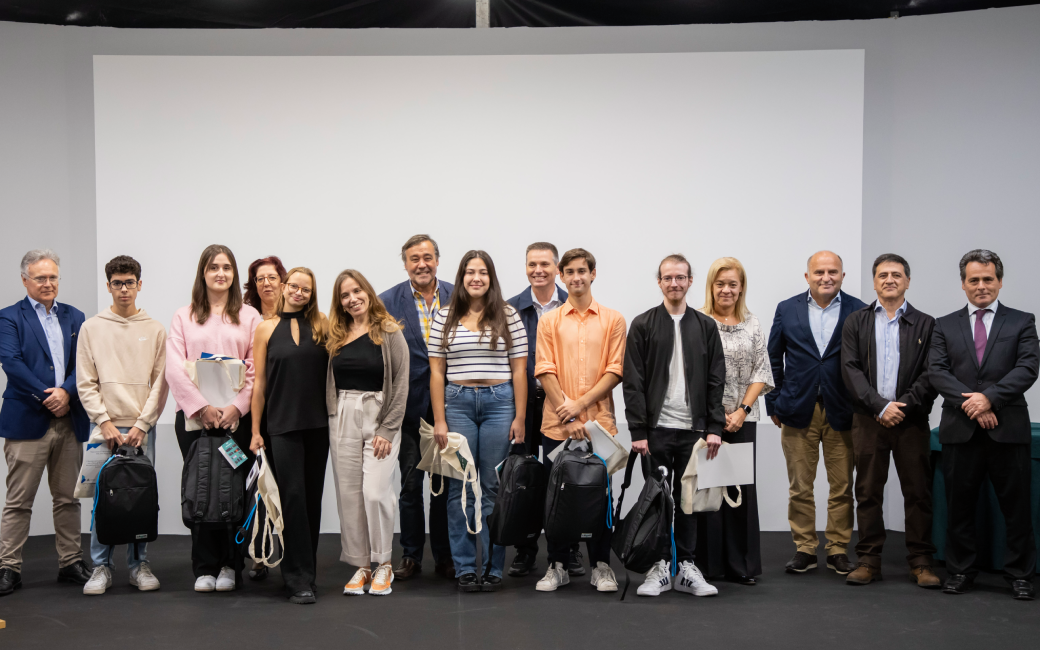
xmin=445 ymin=381 xmax=515 ymax=578
xmin=90 ymin=426 xmax=156 ymax=570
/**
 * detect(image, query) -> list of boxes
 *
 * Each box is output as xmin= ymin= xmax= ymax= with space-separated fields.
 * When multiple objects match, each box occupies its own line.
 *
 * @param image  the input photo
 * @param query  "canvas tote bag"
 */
xmin=679 ymin=438 xmax=743 ymax=514
xmin=417 ymin=418 xmax=482 ymax=534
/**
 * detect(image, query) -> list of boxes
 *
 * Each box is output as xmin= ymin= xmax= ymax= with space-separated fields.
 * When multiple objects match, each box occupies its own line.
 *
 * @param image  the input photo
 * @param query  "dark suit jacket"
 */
xmin=0 ymin=297 xmax=89 ymax=441
xmin=927 ymin=302 xmax=1039 ymax=444
xmin=766 ymin=290 xmax=867 ymax=431
xmin=379 ymin=279 xmax=454 ymax=425
xmin=507 ymin=285 xmax=568 ymax=402
xmin=623 ymin=304 xmax=727 ymax=441
xmin=841 ymin=300 xmax=937 ymax=425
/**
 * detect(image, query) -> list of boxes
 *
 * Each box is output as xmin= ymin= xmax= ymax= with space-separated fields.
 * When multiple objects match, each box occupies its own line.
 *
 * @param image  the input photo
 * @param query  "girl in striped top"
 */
xmin=429 ymin=250 xmax=529 ymax=592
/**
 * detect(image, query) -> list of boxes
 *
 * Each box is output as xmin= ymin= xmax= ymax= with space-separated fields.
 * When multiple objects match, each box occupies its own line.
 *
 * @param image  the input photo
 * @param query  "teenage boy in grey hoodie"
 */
xmin=76 ymin=255 xmax=168 ymax=595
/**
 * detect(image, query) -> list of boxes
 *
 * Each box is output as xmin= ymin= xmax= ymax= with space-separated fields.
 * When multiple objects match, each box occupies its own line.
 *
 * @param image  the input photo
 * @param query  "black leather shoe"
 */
xmin=567 ymin=550 xmax=586 ymax=577
xmin=457 ymin=572 xmax=481 ymax=592
xmin=435 ymin=560 xmax=456 ymax=580
xmin=508 ymin=552 xmax=536 ymax=577
xmin=0 ymin=568 xmax=21 ymax=596
xmin=785 ymin=552 xmax=818 ymax=573
xmin=827 ymin=554 xmax=854 ymax=575
xmin=727 ymin=574 xmax=757 ymax=586
xmin=394 ymin=558 xmax=421 ymax=580
xmin=57 ymin=560 xmax=92 ymax=585
xmin=249 ymin=563 xmax=269 ymax=581
xmin=289 ymin=590 xmax=317 ymax=604
xmin=481 ymin=575 xmax=503 ymax=592
xmin=943 ymin=574 xmax=974 ymax=594
xmin=1011 ymin=580 xmax=1035 ymax=601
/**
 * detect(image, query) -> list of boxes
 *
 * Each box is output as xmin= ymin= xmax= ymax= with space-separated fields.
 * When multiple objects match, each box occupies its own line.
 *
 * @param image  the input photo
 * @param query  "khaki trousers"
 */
xmin=329 ymin=390 xmax=401 ymax=566
xmin=780 ymin=403 xmax=854 ymax=554
xmin=1 ymin=417 xmax=83 ymax=572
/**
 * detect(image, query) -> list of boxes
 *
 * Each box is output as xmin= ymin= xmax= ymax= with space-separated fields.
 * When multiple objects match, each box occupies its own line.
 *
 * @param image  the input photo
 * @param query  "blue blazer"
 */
xmin=379 ymin=279 xmax=455 ymax=425
xmin=765 ymin=290 xmax=866 ymax=431
xmin=0 ymin=297 xmax=89 ymax=442
xmin=507 ymin=285 xmax=568 ymax=402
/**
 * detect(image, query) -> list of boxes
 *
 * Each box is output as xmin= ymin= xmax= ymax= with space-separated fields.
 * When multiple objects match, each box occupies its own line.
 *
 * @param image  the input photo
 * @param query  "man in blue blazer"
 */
xmin=766 ymin=251 xmax=866 ymax=576
xmin=378 ymin=234 xmax=454 ymax=581
xmin=0 ymin=250 xmax=91 ymax=596
xmin=504 ymin=242 xmax=568 ymax=577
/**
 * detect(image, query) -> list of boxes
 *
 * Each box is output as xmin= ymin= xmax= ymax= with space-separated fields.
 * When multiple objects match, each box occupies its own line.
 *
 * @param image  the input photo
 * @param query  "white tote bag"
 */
xmin=679 ymin=438 xmax=743 ymax=514
xmin=183 ymin=355 xmax=246 ymax=431
xmin=74 ymin=426 xmax=151 ymax=499
xmin=416 ymin=418 xmax=482 ymax=534
xmin=243 ymin=449 xmax=284 ymax=568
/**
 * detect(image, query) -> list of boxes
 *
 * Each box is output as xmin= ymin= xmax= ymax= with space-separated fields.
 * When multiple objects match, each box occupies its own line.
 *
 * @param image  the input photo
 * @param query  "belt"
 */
xmin=338 ymin=389 xmax=383 ymax=435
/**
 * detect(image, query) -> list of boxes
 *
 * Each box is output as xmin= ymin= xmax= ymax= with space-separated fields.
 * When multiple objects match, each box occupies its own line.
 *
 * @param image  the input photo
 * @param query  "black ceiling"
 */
xmin=0 ymin=0 xmax=1035 ymax=28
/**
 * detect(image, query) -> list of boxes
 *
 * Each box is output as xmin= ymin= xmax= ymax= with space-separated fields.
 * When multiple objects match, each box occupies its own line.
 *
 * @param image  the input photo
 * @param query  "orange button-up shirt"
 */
xmin=534 ymin=299 xmax=626 ymax=441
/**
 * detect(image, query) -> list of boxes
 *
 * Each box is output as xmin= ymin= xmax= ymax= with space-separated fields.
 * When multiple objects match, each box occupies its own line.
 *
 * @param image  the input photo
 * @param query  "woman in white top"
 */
xmin=429 ymin=250 xmax=528 ymax=593
xmin=698 ymin=256 xmax=774 ymax=586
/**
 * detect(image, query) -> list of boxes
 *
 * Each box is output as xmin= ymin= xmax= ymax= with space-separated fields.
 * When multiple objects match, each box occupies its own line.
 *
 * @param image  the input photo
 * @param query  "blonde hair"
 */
xmin=326 ymin=269 xmax=401 ymax=353
xmin=277 ymin=267 xmax=327 ymax=344
xmin=701 ymin=257 xmax=750 ymax=321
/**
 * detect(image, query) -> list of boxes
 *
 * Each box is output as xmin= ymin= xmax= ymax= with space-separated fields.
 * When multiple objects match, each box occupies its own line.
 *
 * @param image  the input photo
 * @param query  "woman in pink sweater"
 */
xmin=166 ymin=244 xmax=262 ymax=594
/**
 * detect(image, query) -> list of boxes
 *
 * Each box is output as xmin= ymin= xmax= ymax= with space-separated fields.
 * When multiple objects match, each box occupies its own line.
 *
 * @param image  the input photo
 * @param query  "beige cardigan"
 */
xmin=326 ymin=325 xmax=409 ymax=441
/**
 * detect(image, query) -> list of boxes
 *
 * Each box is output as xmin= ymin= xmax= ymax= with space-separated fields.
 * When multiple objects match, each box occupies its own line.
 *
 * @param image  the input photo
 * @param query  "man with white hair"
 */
xmin=0 ymin=249 xmax=91 ymax=597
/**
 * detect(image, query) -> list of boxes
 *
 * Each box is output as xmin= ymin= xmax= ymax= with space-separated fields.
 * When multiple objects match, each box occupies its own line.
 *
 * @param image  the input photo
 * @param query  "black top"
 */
xmin=333 ymin=334 xmax=384 ymax=392
xmin=265 ymin=310 xmax=330 ymax=435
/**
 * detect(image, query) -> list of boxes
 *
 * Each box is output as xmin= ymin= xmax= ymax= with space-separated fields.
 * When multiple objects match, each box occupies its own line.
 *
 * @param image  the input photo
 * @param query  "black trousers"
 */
xmin=543 ymin=436 xmax=612 ymax=566
xmin=515 ymin=388 xmax=546 ymax=557
xmin=647 ymin=427 xmax=699 ymax=564
xmin=398 ymin=406 xmax=450 ymax=565
xmin=695 ymin=422 xmax=763 ymax=578
xmin=270 ymin=427 xmax=329 ymax=593
xmin=943 ymin=428 xmax=1036 ymax=581
xmin=175 ymin=410 xmax=255 ymax=580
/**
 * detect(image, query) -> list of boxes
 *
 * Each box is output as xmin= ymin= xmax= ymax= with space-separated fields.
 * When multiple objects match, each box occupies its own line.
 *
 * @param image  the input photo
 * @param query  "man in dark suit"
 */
xmin=767 ymin=250 xmax=866 ymax=576
xmin=0 ymin=250 xmax=91 ymax=596
xmin=504 ymin=242 xmax=567 ymax=577
xmin=378 ymin=234 xmax=455 ymax=580
xmin=928 ymin=249 xmax=1039 ymax=600
xmin=841 ymin=254 xmax=940 ymax=587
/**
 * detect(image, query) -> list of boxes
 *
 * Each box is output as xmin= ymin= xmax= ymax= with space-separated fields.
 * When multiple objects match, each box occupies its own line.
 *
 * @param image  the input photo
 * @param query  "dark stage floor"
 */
xmin=0 ymin=532 xmax=1037 ymax=649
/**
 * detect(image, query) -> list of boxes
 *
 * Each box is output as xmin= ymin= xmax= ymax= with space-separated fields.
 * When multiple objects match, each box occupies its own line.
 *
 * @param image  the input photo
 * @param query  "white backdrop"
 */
xmin=53 ymin=50 xmax=862 ymax=535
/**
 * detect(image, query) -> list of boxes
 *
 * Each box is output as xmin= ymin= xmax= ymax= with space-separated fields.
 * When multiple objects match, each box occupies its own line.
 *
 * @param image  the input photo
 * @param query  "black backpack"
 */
xmin=544 ymin=439 xmax=610 ymax=544
xmin=489 ymin=444 xmax=548 ymax=547
xmin=181 ymin=432 xmax=246 ymax=530
xmin=611 ymin=452 xmax=675 ymax=598
xmin=92 ymin=445 xmax=159 ymax=555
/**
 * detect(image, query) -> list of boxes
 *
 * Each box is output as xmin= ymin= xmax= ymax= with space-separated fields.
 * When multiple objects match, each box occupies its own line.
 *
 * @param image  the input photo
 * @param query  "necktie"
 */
xmin=974 ymin=308 xmax=991 ymax=365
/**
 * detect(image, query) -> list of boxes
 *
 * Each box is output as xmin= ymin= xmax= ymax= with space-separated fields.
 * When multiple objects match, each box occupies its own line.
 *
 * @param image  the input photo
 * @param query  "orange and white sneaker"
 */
xmin=343 ymin=567 xmax=371 ymax=595
xmin=369 ymin=563 xmax=394 ymax=596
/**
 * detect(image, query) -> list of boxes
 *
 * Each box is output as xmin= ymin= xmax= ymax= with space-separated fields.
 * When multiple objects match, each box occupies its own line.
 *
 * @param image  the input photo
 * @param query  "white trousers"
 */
xmin=329 ymin=390 xmax=401 ymax=566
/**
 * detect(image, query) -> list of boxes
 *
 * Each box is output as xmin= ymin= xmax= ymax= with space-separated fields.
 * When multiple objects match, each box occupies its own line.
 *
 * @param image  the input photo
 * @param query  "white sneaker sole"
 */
xmin=675 ymin=584 xmax=718 ymax=597
xmin=343 ymin=586 xmax=366 ymax=595
xmin=369 ymin=586 xmax=392 ymax=596
xmin=195 ymin=584 xmax=215 ymax=593
xmin=637 ymin=581 xmax=672 ymax=597
xmin=215 ymin=583 xmax=236 ymax=592
xmin=83 ymin=583 xmax=109 ymax=596
xmin=536 ymin=574 xmax=570 ymax=592
xmin=130 ymin=580 xmax=160 ymax=592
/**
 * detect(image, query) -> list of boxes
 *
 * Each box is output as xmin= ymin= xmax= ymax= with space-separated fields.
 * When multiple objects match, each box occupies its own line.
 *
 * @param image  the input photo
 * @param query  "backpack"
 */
xmin=488 ymin=444 xmax=548 ymax=547
xmin=181 ymin=432 xmax=246 ymax=530
xmin=544 ymin=439 xmax=610 ymax=544
xmin=91 ymin=445 xmax=159 ymax=556
xmin=611 ymin=452 xmax=675 ymax=598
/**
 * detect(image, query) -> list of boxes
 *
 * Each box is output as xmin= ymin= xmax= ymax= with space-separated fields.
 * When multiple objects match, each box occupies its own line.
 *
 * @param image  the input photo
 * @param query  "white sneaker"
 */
xmin=674 ymin=560 xmax=718 ymax=597
xmin=215 ymin=566 xmax=236 ymax=592
xmin=83 ymin=566 xmax=112 ymax=595
xmin=590 ymin=562 xmax=618 ymax=592
xmin=535 ymin=562 xmax=570 ymax=592
xmin=636 ymin=560 xmax=672 ymax=597
xmin=129 ymin=562 xmax=160 ymax=591
xmin=195 ymin=575 xmax=216 ymax=592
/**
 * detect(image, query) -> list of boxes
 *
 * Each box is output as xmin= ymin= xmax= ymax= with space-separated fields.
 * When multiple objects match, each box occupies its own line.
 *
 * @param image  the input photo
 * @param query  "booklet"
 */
xmin=219 ymin=438 xmax=248 ymax=469
xmin=695 ymin=442 xmax=755 ymax=489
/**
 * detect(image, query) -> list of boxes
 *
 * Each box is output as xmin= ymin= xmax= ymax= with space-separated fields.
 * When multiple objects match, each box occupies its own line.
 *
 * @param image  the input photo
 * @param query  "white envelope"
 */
xmin=546 ymin=420 xmax=628 ymax=475
xmin=695 ymin=442 xmax=755 ymax=489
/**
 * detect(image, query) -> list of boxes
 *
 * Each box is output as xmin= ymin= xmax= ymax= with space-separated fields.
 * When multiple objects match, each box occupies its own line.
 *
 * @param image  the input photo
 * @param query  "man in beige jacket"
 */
xmin=76 ymin=255 xmax=168 ymax=595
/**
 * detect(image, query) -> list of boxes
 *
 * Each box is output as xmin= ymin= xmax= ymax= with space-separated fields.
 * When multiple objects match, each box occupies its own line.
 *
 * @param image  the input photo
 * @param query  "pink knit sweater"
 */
xmin=165 ymin=304 xmax=262 ymax=419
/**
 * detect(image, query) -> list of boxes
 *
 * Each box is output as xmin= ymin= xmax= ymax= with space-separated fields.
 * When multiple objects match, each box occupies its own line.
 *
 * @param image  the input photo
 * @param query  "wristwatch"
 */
xmin=740 ymin=404 xmax=753 ymax=415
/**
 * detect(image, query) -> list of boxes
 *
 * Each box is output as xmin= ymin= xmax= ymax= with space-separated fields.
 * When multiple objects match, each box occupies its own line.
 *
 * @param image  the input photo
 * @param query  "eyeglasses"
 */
xmin=255 ymin=275 xmax=281 ymax=286
xmin=661 ymin=275 xmax=689 ymax=284
xmin=286 ymin=283 xmax=312 ymax=296
xmin=109 ymin=280 xmax=138 ymax=290
xmin=23 ymin=274 xmax=60 ymax=285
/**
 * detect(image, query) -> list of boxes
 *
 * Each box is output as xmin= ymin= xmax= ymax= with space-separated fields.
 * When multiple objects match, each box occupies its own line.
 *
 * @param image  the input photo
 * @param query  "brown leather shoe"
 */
xmin=394 ymin=558 xmax=421 ymax=580
xmin=435 ymin=560 xmax=456 ymax=580
xmin=910 ymin=565 xmax=942 ymax=589
xmin=846 ymin=563 xmax=882 ymax=585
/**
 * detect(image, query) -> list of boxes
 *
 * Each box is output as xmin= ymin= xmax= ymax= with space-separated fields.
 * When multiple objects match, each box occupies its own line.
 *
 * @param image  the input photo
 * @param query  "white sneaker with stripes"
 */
xmin=674 ymin=561 xmax=718 ymax=596
xmin=637 ymin=560 xmax=672 ymax=597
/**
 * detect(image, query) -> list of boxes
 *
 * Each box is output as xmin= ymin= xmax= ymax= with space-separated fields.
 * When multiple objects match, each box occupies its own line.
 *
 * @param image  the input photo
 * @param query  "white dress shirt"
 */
xmin=27 ymin=295 xmax=65 ymax=387
xmin=808 ymin=292 xmax=842 ymax=357
xmin=531 ymin=286 xmax=562 ymax=388
xmin=968 ymin=299 xmax=1000 ymax=338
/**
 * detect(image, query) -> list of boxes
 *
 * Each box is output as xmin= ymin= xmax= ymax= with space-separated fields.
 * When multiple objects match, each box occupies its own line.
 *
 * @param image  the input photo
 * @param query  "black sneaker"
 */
xmin=457 ymin=573 xmax=481 ymax=592
xmin=481 ymin=575 xmax=503 ymax=592
xmin=827 ymin=554 xmax=854 ymax=575
xmin=508 ymin=552 xmax=536 ymax=577
xmin=785 ymin=552 xmax=818 ymax=573
xmin=567 ymin=550 xmax=586 ymax=577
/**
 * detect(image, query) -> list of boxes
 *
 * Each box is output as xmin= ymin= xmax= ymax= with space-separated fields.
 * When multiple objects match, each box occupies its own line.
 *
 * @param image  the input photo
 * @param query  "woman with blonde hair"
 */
xmin=250 ymin=267 xmax=329 ymax=604
xmin=326 ymin=270 xmax=409 ymax=597
xmin=697 ymin=257 xmax=774 ymax=586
